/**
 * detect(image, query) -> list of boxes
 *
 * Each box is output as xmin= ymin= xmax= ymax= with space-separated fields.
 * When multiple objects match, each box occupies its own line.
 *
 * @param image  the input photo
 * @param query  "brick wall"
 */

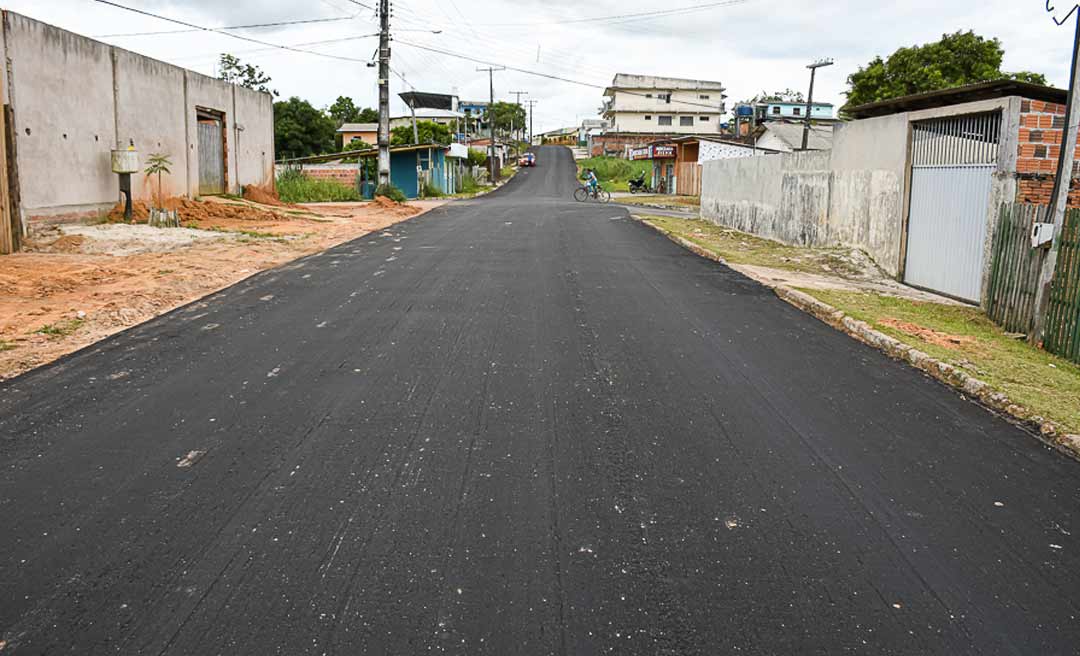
xmin=1015 ymin=98 xmax=1080 ymax=206
xmin=589 ymin=133 xmax=657 ymax=157
xmin=300 ymin=165 xmax=359 ymax=186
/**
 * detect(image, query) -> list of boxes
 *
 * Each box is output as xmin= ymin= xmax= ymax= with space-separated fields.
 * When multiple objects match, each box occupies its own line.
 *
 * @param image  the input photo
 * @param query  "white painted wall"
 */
xmin=610 ymin=112 xmax=721 ymax=134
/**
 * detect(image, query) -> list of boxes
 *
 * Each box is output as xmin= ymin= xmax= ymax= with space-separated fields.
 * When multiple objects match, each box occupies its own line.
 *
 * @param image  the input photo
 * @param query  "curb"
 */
xmin=637 ymin=217 xmax=1080 ymax=461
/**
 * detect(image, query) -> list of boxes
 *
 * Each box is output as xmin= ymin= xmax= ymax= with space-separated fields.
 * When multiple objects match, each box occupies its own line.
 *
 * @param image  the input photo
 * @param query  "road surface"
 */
xmin=2 ymin=146 xmax=1079 ymax=655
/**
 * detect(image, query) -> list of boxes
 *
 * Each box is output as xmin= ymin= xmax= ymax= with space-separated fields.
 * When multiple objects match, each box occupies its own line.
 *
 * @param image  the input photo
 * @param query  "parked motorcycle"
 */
xmin=628 ymin=173 xmax=653 ymax=194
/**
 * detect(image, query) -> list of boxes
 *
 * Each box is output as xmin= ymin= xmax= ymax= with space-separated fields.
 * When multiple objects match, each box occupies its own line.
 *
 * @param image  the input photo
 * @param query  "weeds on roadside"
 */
xmin=277 ymin=168 xmax=362 ymax=203
xmin=34 ymin=318 xmax=85 ymax=338
xmin=0 ymin=340 xmax=15 ymax=352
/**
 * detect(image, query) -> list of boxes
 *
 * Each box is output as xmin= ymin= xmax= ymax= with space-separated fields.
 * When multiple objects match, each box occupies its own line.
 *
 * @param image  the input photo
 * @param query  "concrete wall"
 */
xmin=1 ymin=11 xmax=275 ymax=225
xmin=702 ymin=98 xmax=1022 ymax=282
xmin=701 ymin=145 xmax=906 ymax=276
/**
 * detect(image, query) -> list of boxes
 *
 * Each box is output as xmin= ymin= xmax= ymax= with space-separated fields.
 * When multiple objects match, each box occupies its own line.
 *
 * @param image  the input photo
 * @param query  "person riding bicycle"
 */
xmin=583 ymin=168 xmax=600 ymax=197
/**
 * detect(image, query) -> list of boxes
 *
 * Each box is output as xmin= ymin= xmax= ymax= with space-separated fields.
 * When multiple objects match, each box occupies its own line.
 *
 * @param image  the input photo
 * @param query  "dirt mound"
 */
xmin=243 ymin=184 xmax=285 ymax=207
xmin=880 ymin=318 xmax=976 ymax=350
xmin=108 ymin=197 xmax=280 ymax=224
xmin=373 ymin=195 xmax=419 ymax=218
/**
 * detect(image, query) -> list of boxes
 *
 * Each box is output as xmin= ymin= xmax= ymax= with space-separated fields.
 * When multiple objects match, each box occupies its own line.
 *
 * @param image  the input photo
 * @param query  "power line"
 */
xmin=395 ymin=39 xmax=726 ymax=112
xmin=93 ymin=15 xmax=360 ymax=38
xmin=92 ymin=0 xmax=372 ymax=63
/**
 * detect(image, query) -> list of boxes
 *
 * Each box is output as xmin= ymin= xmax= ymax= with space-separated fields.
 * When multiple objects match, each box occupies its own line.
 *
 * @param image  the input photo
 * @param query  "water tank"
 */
xmin=111 ymin=149 xmax=139 ymax=174
xmin=734 ymin=105 xmax=754 ymax=117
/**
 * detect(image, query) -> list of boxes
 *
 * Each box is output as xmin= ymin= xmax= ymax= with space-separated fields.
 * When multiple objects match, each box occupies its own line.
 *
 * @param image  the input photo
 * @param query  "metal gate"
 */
xmin=197 ymin=118 xmax=225 ymax=195
xmin=904 ymin=112 xmax=1001 ymax=302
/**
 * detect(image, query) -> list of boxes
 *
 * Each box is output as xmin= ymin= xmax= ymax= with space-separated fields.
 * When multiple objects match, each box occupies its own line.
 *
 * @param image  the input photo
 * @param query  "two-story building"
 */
xmin=337 ymin=123 xmax=378 ymax=147
xmin=601 ymin=74 xmax=726 ymax=135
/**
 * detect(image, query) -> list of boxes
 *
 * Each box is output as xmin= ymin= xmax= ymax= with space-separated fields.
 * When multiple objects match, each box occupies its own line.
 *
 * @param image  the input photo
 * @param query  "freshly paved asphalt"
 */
xmin=2 ymin=146 xmax=1080 ymax=655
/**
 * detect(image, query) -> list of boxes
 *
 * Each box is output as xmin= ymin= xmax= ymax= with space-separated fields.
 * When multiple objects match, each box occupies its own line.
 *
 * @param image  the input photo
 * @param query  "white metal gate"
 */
xmin=197 ymin=117 xmax=225 ymax=195
xmin=904 ymin=112 xmax=1001 ymax=302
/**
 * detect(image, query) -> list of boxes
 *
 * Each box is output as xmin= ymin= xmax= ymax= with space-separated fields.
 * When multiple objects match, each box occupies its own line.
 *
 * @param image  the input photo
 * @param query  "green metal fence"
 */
xmin=1045 ymin=208 xmax=1080 ymax=362
xmin=986 ymin=204 xmax=1048 ymax=335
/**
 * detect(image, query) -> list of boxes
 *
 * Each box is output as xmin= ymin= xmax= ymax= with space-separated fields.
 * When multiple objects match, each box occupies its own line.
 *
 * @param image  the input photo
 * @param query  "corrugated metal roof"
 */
xmin=760 ymin=122 xmax=833 ymax=151
xmin=337 ymin=123 xmax=378 ymax=133
xmin=845 ymin=80 xmax=1066 ymax=119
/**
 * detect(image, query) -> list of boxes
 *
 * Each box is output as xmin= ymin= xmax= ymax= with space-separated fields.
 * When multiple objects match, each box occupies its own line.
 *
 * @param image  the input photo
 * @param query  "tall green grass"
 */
xmin=576 ymin=156 xmax=651 ymax=191
xmin=276 ymin=168 xmax=362 ymax=203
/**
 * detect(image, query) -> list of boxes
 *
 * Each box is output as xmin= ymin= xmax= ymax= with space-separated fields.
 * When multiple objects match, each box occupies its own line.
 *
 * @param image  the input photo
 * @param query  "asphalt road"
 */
xmin=2 ymin=146 xmax=1079 ymax=655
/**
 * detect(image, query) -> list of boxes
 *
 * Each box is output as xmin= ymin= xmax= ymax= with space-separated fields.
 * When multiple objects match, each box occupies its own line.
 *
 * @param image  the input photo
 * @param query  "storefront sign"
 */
xmin=629 ymin=144 xmax=676 ymax=160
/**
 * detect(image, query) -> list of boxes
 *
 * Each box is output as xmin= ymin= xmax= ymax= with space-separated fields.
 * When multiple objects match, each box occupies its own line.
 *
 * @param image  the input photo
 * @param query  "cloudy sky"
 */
xmin=7 ymin=0 xmax=1078 ymax=132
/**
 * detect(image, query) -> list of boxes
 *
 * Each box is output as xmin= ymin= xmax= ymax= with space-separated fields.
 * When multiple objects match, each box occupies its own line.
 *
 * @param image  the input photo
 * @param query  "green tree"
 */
xmin=844 ymin=31 xmax=1047 ymax=108
xmin=486 ymin=101 xmax=527 ymax=137
xmin=218 ymin=53 xmax=277 ymax=96
xmin=274 ymin=97 xmax=336 ymax=158
xmin=328 ymin=97 xmax=379 ymax=127
xmin=391 ymin=120 xmax=452 ymax=146
xmin=749 ymin=89 xmax=805 ymax=103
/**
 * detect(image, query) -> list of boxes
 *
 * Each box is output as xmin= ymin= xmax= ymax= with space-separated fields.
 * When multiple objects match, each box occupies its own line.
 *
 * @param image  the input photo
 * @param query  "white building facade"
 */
xmin=602 ymin=74 xmax=726 ymax=135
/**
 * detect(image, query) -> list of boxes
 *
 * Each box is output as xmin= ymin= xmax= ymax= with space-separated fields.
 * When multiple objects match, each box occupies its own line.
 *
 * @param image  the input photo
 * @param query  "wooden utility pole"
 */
xmin=377 ymin=0 xmax=391 ymax=188
xmin=1032 ymin=10 xmax=1080 ymax=343
xmin=801 ymin=59 xmax=833 ymax=151
xmin=477 ymin=66 xmax=504 ymax=181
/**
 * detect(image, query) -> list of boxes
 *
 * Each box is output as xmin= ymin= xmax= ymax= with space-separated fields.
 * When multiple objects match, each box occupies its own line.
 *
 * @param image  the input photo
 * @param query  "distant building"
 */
xmin=389 ymin=108 xmax=465 ymax=131
xmin=337 ymin=123 xmax=378 ymax=147
xmin=540 ymin=127 xmax=580 ymax=146
xmin=602 ymin=73 xmax=726 ymax=134
xmin=755 ymin=101 xmax=834 ymax=122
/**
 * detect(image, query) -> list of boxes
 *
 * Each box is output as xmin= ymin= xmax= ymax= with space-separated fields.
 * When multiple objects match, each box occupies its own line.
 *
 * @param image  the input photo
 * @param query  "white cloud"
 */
xmin=5 ymin=0 xmax=1076 ymax=133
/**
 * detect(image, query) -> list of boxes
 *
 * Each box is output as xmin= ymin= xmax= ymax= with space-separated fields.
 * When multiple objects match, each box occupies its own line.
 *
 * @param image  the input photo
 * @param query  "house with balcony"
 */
xmin=601 ymin=74 xmax=726 ymax=135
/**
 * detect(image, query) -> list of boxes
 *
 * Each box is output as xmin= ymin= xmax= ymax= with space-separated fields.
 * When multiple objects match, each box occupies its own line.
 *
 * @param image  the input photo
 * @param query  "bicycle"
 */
xmin=573 ymin=184 xmax=611 ymax=203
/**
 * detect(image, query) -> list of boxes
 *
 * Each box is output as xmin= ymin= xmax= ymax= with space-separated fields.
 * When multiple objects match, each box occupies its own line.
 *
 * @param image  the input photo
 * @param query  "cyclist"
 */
xmin=583 ymin=168 xmax=600 ymax=198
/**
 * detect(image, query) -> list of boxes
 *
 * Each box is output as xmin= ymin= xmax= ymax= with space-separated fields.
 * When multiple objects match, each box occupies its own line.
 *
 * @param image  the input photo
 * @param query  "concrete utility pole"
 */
xmin=377 ymin=0 xmax=391 ymax=188
xmin=525 ymin=99 xmax=538 ymax=145
xmin=1032 ymin=9 xmax=1080 ymax=343
xmin=510 ymin=90 xmax=528 ymax=144
xmin=801 ymin=58 xmax=833 ymax=151
xmin=477 ymin=66 xmax=504 ymax=181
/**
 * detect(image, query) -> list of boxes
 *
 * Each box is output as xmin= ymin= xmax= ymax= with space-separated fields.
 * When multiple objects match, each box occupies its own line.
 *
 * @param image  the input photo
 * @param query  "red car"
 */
xmin=518 ymin=153 xmax=537 ymax=167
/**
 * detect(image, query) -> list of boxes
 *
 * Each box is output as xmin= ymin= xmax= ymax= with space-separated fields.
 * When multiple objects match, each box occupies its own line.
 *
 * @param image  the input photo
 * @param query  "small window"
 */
xmin=658 ymin=93 xmax=671 ymax=103
xmin=699 ymin=116 xmax=710 ymax=121
xmin=645 ymin=93 xmax=652 ymax=98
xmin=793 ymin=107 xmax=801 ymax=116
xmin=679 ymin=116 xmax=694 ymax=126
xmin=699 ymin=94 xmax=710 ymax=100
xmin=644 ymin=115 xmax=652 ymax=120
xmin=772 ymin=106 xmax=781 ymax=115
xmin=658 ymin=116 xmax=672 ymax=126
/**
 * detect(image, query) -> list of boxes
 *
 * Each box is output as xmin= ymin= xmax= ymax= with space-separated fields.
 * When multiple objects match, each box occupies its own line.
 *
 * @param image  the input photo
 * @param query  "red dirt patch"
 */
xmin=108 ymin=197 xmax=281 ymax=224
xmin=243 ymin=184 xmax=286 ymax=207
xmin=879 ymin=318 xmax=977 ymax=350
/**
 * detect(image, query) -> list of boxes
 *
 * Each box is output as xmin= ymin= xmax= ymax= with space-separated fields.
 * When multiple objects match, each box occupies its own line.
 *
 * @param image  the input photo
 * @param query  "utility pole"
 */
xmin=1032 ymin=8 xmax=1080 ymax=343
xmin=525 ymin=99 xmax=538 ymax=145
xmin=477 ymin=66 xmax=504 ymax=182
xmin=801 ymin=58 xmax=833 ymax=151
xmin=510 ymin=90 xmax=528 ymax=145
xmin=377 ymin=0 xmax=391 ymax=188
